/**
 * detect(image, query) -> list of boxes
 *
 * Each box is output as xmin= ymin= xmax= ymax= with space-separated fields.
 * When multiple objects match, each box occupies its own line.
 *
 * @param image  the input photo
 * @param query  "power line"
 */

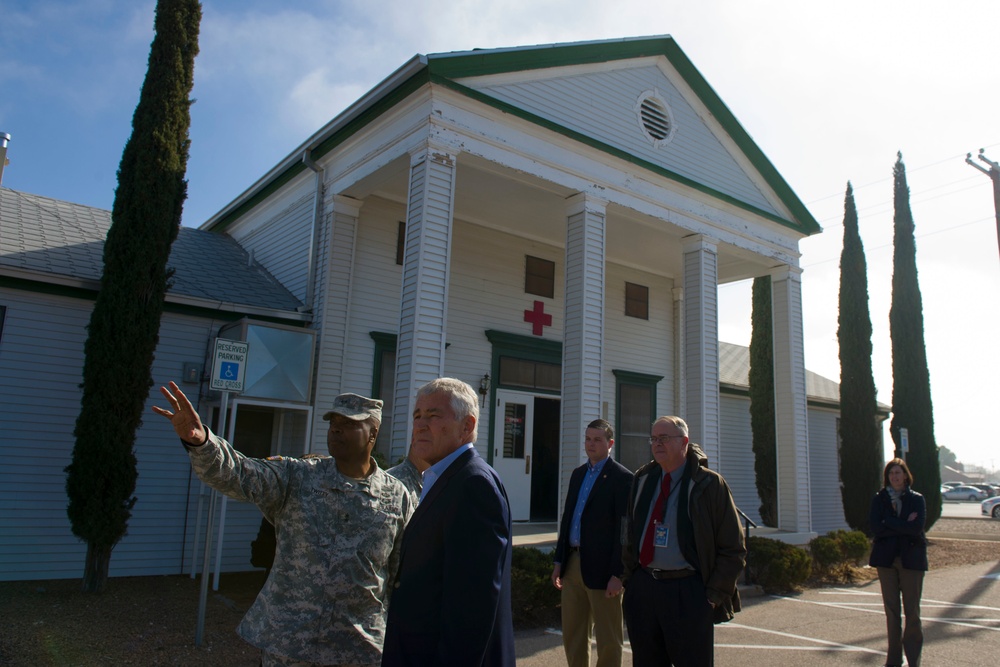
xmin=801 ymin=216 xmax=996 ymax=268
xmin=805 ymin=142 xmax=1000 ymax=206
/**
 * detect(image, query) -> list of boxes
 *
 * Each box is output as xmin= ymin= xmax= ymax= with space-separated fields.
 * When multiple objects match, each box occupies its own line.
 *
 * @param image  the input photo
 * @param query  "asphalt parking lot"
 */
xmin=515 ymin=559 xmax=1000 ymax=666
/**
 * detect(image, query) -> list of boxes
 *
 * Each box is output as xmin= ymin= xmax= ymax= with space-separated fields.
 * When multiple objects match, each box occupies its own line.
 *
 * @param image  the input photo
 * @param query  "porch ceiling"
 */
xmin=344 ymin=154 xmax=773 ymax=284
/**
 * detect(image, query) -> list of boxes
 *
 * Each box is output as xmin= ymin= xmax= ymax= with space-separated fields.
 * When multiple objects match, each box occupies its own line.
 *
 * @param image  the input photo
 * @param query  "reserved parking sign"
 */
xmin=210 ymin=338 xmax=249 ymax=392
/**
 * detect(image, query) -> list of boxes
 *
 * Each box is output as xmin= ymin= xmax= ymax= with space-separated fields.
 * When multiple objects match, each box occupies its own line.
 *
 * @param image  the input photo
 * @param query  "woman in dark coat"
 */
xmin=869 ymin=458 xmax=928 ymax=667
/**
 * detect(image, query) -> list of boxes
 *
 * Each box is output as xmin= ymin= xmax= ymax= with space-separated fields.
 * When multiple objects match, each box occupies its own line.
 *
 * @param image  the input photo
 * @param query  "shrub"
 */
xmin=510 ymin=546 xmax=560 ymax=628
xmin=747 ymin=536 xmax=812 ymax=592
xmin=833 ymin=529 xmax=870 ymax=564
xmin=809 ymin=535 xmax=842 ymax=570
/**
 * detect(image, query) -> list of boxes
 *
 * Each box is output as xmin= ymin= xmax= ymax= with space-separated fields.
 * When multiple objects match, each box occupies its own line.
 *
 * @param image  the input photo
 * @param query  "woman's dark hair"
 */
xmin=882 ymin=457 xmax=914 ymax=487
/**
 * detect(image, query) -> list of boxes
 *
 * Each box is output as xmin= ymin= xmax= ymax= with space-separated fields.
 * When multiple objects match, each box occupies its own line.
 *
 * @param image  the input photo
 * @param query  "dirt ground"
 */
xmin=2 ymin=522 xmax=997 ymax=666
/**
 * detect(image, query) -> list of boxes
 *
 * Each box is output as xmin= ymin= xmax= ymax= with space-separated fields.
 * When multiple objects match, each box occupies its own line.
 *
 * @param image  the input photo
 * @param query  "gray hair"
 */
xmin=652 ymin=415 xmax=689 ymax=438
xmin=416 ymin=377 xmax=480 ymax=443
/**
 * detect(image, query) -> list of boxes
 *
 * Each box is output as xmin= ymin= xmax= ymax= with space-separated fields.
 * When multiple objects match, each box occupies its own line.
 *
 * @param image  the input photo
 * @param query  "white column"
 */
xmin=770 ymin=265 xmax=812 ymax=534
xmin=560 ymin=193 xmax=607 ymax=506
xmin=672 ymin=286 xmax=685 ymax=417
xmin=681 ymin=236 xmax=720 ymax=466
xmin=390 ymin=143 xmax=458 ymax=462
xmin=312 ymin=195 xmax=362 ymax=450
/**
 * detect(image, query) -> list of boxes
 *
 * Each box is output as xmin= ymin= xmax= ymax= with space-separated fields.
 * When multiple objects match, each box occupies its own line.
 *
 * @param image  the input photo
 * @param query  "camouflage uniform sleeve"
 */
xmin=383 ymin=485 xmax=413 ymax=604
xmin=186 ymin=428 xmax=290 ymax=518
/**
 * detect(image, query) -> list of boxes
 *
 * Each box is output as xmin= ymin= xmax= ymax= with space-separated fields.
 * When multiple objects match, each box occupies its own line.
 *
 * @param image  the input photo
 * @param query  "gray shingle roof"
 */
xmin=720 ymin=341 xmax=890 ymax=413
xmin=0 ymin=186 xmax=302 ymax=313
xmin=720 ymin=341 xmax=839 ymax=406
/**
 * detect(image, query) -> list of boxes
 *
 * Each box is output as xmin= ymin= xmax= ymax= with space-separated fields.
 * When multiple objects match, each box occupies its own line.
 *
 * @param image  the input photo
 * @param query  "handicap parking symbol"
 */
xmin=220 ymin=362 xmax=239 ymax=380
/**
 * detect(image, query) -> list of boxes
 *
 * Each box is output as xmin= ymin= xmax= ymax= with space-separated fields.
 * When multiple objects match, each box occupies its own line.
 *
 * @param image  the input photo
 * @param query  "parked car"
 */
xmin=942 ymin=481 xmax=964 ymax=488
xmin=971 ymin=483 xmax=998 ymax=497
xmin=942 ymin=485 xmax=988 ymax=501
xmin=983 ymin=496 xmax=1000 ymax=519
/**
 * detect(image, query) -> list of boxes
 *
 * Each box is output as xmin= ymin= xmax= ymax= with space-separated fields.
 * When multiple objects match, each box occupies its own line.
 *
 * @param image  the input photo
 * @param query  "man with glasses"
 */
xmin=621 ymin=416 xmax=746 ymax=666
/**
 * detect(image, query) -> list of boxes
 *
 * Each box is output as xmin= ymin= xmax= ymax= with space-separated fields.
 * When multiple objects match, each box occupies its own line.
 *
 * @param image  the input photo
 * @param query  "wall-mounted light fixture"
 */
xmin=478 ymin=373 xmax=491 ymax=407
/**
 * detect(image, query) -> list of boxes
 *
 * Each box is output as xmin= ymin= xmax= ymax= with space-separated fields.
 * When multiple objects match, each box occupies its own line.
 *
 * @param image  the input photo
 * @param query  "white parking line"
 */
xmin=771 ymin=594 xmax=1000 ymax=632
xmin=717 ymin=623 xmax=882 ymax=654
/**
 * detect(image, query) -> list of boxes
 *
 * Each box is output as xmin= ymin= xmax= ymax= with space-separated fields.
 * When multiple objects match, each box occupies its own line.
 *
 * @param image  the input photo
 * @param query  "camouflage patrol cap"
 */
xmin=323 ymin=393 xmax=383 ymax=423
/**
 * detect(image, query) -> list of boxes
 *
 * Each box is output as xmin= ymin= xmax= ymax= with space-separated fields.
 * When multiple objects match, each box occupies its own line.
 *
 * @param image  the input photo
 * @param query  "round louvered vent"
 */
xmin=635 ymin=91 xmax=675 ymax=147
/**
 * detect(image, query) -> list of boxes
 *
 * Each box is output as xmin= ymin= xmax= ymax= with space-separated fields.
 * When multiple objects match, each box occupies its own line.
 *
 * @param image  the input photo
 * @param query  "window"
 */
xmin=502 ymin=402 xmax=527 ymax=459
xmin=498 ymin=356 xmax=561 ymax=392
xmin=370 ymin=332 xmax=398 ymax=463
xmin=396 ymin=221 xmax=406 ymax=265
xmin=613 ymin=370 xmax=662 ymax=471
xmin=625 ymin=282 xmax=649 ymax=319
xmin=525 ymin=255 xmax=555 ymax=298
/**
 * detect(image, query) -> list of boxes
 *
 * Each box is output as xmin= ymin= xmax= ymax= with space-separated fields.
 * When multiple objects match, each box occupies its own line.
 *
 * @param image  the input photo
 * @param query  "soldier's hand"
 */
xmin=152 ymin=381 xmax=208 ymax=446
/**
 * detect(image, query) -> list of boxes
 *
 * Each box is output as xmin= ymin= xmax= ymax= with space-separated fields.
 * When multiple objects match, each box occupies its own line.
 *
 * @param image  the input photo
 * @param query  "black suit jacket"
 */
xmin=382 ymin=447 xmax=515 ymax=667
xmin=553 ymin=456 xmax=631 ymax=590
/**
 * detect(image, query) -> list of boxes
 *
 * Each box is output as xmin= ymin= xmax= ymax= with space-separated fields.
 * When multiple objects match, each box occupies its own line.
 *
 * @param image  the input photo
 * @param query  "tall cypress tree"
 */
xmin=837 ymin=182 xmax=882 ymax=534
xmin=749 ymin=275 xmax=777 ymax=526
xmin=889 ymin=153 xmax=942 ymax=529
xmin=65 ymin=0 xmax=201 ymax=592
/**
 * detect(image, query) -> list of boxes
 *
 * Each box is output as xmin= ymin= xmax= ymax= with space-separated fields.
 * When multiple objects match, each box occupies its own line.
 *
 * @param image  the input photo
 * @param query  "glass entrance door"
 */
xmin=493 ymin=390 xmax=535 ymax=520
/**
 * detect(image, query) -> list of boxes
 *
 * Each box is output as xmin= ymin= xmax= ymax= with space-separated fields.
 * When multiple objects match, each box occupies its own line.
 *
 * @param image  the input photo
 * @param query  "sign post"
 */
xmin=900 ymin=427 xmax=909 ymax=462
xmin=195 ymin=338 xmax=249 ymax=646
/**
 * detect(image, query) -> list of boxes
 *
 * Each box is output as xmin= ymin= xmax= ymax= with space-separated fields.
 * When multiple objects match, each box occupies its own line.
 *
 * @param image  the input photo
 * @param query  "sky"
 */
xmin=2 ymin=0 xmax=998 ymax=473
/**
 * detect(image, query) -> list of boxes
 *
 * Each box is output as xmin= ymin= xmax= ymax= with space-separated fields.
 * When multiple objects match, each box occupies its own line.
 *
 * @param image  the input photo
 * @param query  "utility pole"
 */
xmin=965 ymin=149 xmax=1000 ymax=260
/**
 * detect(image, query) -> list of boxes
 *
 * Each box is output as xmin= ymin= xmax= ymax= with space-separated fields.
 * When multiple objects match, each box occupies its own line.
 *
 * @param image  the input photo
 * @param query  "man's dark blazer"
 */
xmin=553 ymin=456 xmax=632 ymax=590
xmin=382 ymin=447 xmax=515 ymax=667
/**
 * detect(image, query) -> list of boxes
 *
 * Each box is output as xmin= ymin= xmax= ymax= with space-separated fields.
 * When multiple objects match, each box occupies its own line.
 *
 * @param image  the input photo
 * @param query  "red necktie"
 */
xmin=639 ymin=473 xmax=671 ymax=567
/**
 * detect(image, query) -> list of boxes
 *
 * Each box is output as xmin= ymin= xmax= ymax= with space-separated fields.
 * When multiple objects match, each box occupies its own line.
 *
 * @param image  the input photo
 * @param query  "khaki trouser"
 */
xmin=560 ymin=550 xmax=624 ymax=667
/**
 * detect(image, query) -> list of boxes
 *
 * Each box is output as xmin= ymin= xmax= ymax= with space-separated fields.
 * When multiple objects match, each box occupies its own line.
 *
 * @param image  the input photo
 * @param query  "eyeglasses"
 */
xmin=648 ymin=435 xmax=684 ymax=445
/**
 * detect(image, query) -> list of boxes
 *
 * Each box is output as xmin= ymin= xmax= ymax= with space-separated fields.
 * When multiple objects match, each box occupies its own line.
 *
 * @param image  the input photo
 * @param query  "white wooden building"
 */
xmin=1 ymin=36 xmax=840 ymax=581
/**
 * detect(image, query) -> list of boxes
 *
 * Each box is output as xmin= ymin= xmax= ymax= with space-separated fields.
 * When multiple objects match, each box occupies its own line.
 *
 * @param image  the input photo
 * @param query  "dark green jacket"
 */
xmin=622 ymin=443 xmax=747 ymax=623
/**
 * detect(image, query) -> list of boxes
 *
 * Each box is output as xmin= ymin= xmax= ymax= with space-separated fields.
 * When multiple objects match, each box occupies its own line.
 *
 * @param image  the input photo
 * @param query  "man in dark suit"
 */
xmin=382 ymin=378 xmax=515 ymax=667
xmin=551 ymin=419 xmax=631 ymax=667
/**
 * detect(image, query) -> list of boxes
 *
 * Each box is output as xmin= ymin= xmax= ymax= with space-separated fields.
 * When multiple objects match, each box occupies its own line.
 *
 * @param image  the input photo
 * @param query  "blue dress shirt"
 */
xmin=420 ymin=443 xmax=474 ymax=502
xmin=569 ymin=456 xmax=609 ymax=546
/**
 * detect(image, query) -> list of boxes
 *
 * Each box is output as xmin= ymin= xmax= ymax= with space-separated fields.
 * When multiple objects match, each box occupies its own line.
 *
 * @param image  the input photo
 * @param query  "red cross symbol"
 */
xmin=523 ymin=300 xmax=552 ymax=336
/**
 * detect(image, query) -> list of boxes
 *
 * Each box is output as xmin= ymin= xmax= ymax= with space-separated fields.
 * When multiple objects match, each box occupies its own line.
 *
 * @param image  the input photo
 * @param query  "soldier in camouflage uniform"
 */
xmin=386 ymin=444 xmax=426 ymax=504
xmin=154 ymin=382 xmax=412 ymax=667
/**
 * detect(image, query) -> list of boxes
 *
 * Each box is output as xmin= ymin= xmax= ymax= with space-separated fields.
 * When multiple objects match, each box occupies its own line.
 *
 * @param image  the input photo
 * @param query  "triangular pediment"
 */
xmin=426 ymin=37 xmax=819 ymax=234
xmin=458 ymin=61 xmax=779 ymax=215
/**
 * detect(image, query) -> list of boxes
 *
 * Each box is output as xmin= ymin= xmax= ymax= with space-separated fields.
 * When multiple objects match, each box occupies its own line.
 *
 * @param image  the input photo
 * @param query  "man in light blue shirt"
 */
xmin=550 ymin=419 xmax=632 ymax=667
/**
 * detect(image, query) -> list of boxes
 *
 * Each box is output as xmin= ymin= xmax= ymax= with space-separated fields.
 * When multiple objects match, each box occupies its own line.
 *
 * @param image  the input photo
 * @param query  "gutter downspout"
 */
xmin=301 ymin=149 xmax=324 ymax=313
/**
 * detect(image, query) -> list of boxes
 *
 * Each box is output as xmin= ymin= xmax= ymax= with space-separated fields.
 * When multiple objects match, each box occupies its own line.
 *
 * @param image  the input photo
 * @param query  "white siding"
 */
xmin=467 ymin=64 xmax=778 ymax=216
xmin=719 ymin=395 xmax=762 ymax=526
xmin=719 ymin=393 xmax=848 ymax=535
xmin=0 ymin=287 xmax=269 ymax=580
xmin=603 ymin=265 xmax=674 ymax=417
xmin=808 ymin=408 xmax=847 ymax=534
xmin=229 ymin=192 xmax=315 ymax=302
xmin=0 ymin=290 xmax=97 ymax=580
